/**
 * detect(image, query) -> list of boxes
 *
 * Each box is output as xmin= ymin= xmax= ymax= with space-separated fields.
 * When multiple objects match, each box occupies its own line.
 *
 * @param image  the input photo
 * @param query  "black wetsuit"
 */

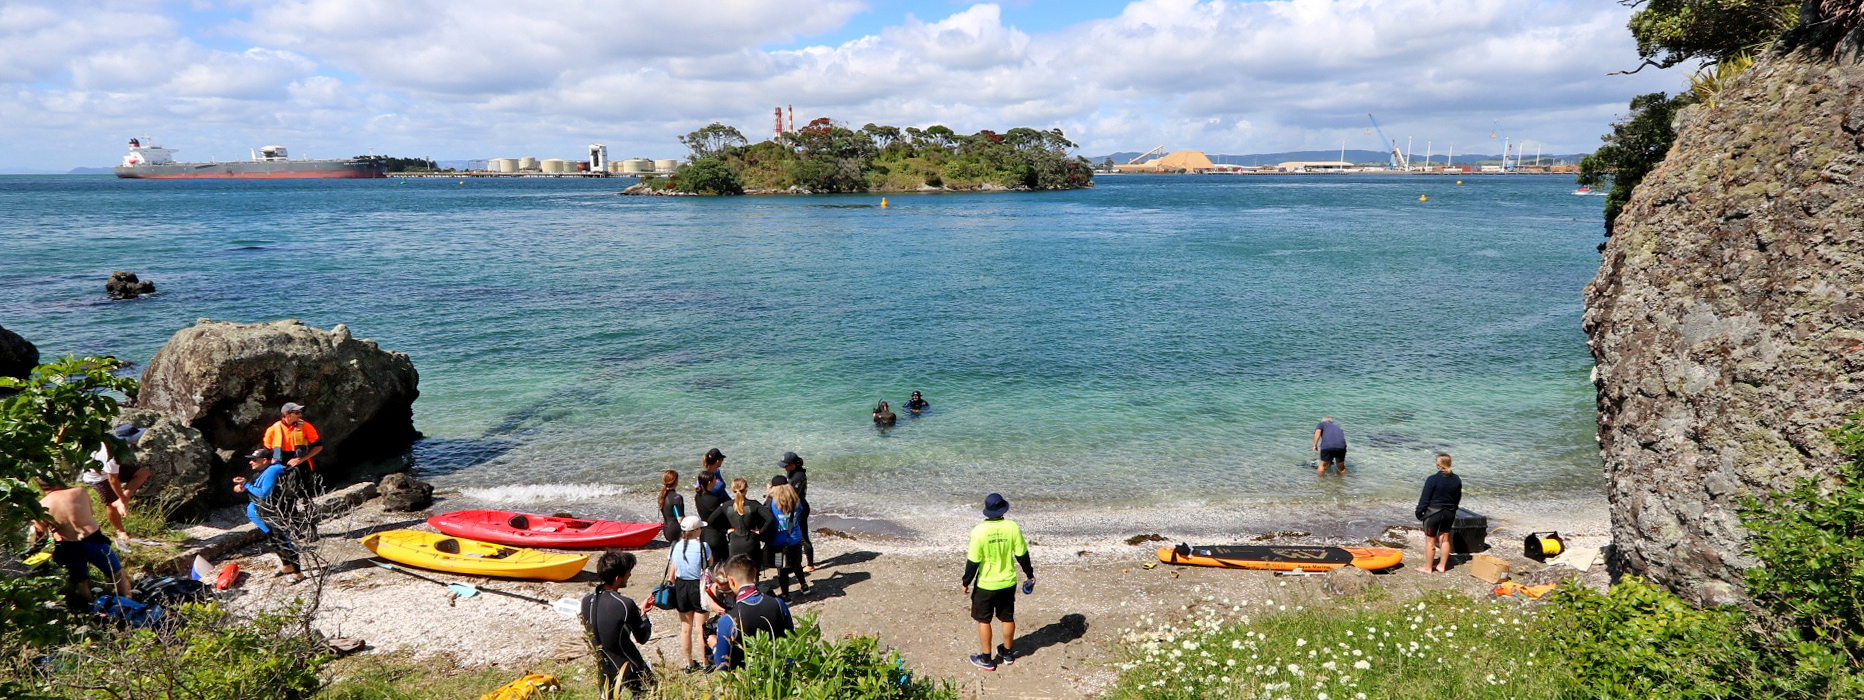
xmin=708 ymin=499 xmax=766 ymax=569
xmin=580 ymin=589 xmax=652 ymax=693
xmin=661 ymin=492 xmax=686 ymax=543
xmin=785 ymin=467 xmax=814 ymax=567
xmin=1415 ymin=472 xmax=1463 ymax=535
xmin=720 ymin=587 xmax=794 ymax=669
xmin=696 ymin=485 xmax=729 ymax=557
xmin=905 ymin=398 xmax=928 ymax=412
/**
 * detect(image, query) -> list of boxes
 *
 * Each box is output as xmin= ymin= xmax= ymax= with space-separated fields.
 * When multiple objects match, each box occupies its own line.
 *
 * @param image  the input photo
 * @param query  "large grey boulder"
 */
xmin=0 ymin=324 xmax=37 ymax=382
xmin=112 ymin=408 xmax=215 ymax=512
xmin=378 ymin=473 xmax=434 ymax=512
xmin=105 ymin=271 xmax=156 ymax=300
xmin=137 ymin=320 xmax=420 ymax=501
xmin=1582 ymin=17 xmax=1864 ymax=605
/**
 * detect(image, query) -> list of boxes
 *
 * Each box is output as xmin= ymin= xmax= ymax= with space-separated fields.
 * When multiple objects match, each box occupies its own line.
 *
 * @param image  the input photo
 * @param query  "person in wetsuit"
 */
xmin=762 ymin=477 xmax=810 ymax=599
xmin=711 ymin=554 xmax=793 ymax=670
xmin=707 ymin=477 xmax=765 ymax=579
xmin=873 ymin=401 xmax=897 ymax=426
xmin=695 ymin=471 xmax=729 ymax=559
xmin=905 ymin=391 xmax=929 ymax=414
xmin=658 ymin=470 xmax=685 ymax=543
xmin=581 ymin=551 xmax=653 ymax=695
xmin=777 ymin=452 xmax=817 ymax=572
xmin=1415 ymin=453 xmax=1463 ymax=573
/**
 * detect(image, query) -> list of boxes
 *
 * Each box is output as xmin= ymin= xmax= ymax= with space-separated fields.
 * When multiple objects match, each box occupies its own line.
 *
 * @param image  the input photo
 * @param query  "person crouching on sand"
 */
xmin=1415 ymin=453 xmax=1463 ymax=573
xmin=962 ymin=492 xmax=1034 ymax=672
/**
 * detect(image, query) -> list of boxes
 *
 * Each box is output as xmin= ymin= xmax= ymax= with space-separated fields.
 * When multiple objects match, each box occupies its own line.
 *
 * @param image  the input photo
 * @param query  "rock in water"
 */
xmin=105 ymin=271 xmax=156 ymax=300
xmin=112 ymin=409 xmax=215 ymax=512
xmin=137 ymin=320 xmax=420 ymax=502
xmin=378 ymin=473 xmax=434 ymax=512
xmin=1583 ymin=16 xmax=1864 ymax=605
xmin=0 ymin=324 xmax=37 ymax=381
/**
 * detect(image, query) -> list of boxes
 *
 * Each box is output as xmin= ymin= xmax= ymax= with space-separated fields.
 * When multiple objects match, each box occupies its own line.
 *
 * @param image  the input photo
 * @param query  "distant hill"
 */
xmin=1086 ymin=149 xmax=1589 ymax=166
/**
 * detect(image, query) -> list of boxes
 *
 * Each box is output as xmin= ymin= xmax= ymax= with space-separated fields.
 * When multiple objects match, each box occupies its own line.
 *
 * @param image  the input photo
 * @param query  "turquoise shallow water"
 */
xmin=0 ymin=174 xmax=1604 ymax=516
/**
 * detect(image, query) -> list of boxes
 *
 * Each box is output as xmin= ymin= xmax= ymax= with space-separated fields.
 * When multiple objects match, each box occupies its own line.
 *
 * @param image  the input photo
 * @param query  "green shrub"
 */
xmin=1734 ymin=409 xmax=1864 ymax=695
xmin=1110 ymin=591 xmax=1568 ymax=700
xmin=672 ymin=157 xmax=743 ymax=195
xmin=1540 ymin=576 xmax=1759 ymax=698
xmin=38 ymin=603 xmax=329 ymax=700
xmin=723 ymin=614 xmax=954 ymax=700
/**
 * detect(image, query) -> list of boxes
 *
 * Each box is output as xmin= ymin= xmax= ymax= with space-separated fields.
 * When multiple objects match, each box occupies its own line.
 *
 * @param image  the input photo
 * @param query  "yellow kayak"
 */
xmin=361 ymin=530 xmax=589 ymax=581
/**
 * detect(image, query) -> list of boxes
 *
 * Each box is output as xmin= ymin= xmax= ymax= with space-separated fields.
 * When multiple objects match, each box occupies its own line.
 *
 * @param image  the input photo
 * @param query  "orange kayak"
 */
xmin=1157 ymin=543 xmax=1404 ymax=572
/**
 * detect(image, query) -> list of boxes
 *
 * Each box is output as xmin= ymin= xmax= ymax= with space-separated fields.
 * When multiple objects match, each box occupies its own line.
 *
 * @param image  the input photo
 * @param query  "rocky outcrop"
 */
xmin=1583 ymin=16 xmax=1864 ymax=605
xmin=0 ymin=324 xmax=36 ymax=381
xmin=112 ymin=409 xmax=215 ymax=511
xmin=378 ymin=473 xmax=434 ymax=512
xmin=105 ymin=271 xmax=156 ymax=300
xmin=137 ymin=320 xmax=420 ymax=502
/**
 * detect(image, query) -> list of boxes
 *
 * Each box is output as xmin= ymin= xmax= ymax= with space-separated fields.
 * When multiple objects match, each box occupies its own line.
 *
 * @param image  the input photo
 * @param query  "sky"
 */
xmin=0 ymin=0 xmax=1686 ymax=170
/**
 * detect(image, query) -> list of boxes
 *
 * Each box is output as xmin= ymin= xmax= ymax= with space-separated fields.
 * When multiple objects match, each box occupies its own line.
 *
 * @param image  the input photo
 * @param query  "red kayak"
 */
xmin=427 ymin=510 xmax=661 ymax=549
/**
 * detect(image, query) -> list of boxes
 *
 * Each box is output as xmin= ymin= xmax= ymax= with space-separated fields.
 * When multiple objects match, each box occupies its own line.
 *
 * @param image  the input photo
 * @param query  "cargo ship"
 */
xmin=113 ymin=139 xmax=385 ymax=179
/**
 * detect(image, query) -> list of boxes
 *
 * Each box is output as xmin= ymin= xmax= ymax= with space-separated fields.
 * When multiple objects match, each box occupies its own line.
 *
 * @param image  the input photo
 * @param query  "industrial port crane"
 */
xmin=1127 ymin=145 xmax=1165 ymax=164
xmin=1365 ymin=114 xmax=1408 ymax=170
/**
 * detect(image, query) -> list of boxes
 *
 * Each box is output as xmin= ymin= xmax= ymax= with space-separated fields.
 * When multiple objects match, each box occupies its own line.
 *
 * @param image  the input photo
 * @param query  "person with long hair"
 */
xmin=658 ymin=470 xmax=684 ymax=543
xmin=708 ymin=477 xmax=765 ymax=578
xmin=695 ymin=470 xmax=729 ymax=559
xmin=702 ymin=447 xmax=726 ymax=476
xmin=762 ymin=477 xmax=809 ymax=599
xmin=873 ymin=401 xmax=896 ymax=426
xmin=1415 ymin=453 xmax=1463 ymax=573
xmin=664 ymin=515 xmax=713 ymax=672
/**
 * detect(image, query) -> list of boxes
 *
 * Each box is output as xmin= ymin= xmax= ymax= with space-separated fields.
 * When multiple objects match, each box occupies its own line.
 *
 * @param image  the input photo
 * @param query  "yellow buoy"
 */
xmin=1456 ymin=180 xmax=1463 ymax=185
xmin=1418 ymin=195 xmax=1428 ymax=202
xmin=880 ymin=197 xmax=888 ymax=208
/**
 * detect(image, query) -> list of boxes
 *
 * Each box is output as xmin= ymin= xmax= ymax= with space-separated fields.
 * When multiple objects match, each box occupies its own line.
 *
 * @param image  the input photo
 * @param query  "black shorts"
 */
xmin=970 ymin=585 xmax=1015 ymax=623
xmin=673 ymin=578 xmax=704 ymax=613
xmin=1319 ymin=448 xmax=1346 ymax=464
xmin=1422 ymin=508 xmax=1456 ymax=537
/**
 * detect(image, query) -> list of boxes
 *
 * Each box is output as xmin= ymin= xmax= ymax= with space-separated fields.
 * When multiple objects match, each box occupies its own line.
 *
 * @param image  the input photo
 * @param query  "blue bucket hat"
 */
xmin=112 ymin=424 xmax=146 ymax=444
xmin=983 ymin=493 xmax=1009 ymax=518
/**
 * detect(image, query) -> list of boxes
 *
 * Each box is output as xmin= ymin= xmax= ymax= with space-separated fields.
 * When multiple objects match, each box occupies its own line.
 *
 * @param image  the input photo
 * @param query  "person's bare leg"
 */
xmin=977 ymin=621 xmax=994 ymax=656
xmin=1002 ymin=620 xmax=1016 ymax=653
xmin=1422 ymin=532 xmax=1438 ymax=572
xmin=112 ymin=566 xmax=131 ymax=597
xmin=105 ymin=502 xmax=128 ymax=539
xmin=1435 ymin=533 xmax=1453 ymax=572
xmin=1316 ymin=460 xmax=1328 ymax=476
xmin=680 ymin=613 xmax=695 ymax=666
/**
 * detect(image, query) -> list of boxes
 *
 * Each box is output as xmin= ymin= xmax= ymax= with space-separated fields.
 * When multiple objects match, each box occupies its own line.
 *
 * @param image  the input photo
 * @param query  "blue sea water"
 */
xmin=0 ymin=174 xmax=1605 ymax=517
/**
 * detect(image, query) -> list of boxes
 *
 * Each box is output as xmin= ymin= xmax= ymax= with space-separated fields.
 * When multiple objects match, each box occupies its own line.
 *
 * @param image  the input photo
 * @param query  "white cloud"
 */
xmin=0 ymin=0 xmax=1682 ymax=170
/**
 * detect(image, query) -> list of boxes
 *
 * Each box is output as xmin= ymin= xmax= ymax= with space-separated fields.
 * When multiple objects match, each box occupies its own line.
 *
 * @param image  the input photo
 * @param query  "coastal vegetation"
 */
xmin=643 ymin=120 xmax=1094 ymax=195
xmin=1580 ymin=0 xmax=1796 ymax=236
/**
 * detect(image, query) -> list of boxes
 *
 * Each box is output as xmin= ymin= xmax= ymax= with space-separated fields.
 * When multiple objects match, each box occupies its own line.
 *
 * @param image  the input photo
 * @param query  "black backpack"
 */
xmin=131 ymin=575 xmax=210 ymax=606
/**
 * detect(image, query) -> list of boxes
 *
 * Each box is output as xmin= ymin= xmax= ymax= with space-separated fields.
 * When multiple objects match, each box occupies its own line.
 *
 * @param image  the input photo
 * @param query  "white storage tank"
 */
xmin=540 ymin=159 xmax=569 ymax=173
xmin=620 ymin=158 xmax=654 ymax=174
xmin=519 ymin=156 xmax=540 ymax=171
xmin=654 ymin=159 xmax=679 ymax=173
xmin=492 ymin=158 xmax=520 ymax=172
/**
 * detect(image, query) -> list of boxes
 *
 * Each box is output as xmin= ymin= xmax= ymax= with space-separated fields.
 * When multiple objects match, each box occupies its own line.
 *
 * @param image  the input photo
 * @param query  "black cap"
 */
xmin=705 ymin=448 xmax=726 ymax=460
xmin=778 ymin=451 xmax=803 ymax=468
xmin=983 ymin=493 xmax=1009 ymax=518
xmin=245 ymin=448 xmax=271 ymax=461
xmin=769 ymin=475 xmax=788 ymax=487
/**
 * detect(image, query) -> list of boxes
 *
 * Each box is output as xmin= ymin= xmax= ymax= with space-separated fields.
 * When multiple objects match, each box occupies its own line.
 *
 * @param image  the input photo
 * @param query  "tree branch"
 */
xmin=1609 ymin=59 xmax=1666 ymax=75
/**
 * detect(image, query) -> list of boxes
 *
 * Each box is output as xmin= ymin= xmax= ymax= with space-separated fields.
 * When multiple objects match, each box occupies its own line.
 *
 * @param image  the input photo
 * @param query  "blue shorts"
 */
xmin=52 ymin=531 xmax=122 ymax=584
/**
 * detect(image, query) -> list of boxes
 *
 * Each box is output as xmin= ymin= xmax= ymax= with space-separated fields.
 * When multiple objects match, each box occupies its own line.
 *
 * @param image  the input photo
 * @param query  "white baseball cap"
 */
xmin=679 ymin=515 xmax=705 ymax=531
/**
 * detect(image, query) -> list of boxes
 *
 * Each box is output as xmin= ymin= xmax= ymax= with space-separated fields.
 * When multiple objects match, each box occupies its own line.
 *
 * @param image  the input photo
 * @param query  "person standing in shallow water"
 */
xmin=1312 ymin=416 xmax=1348 ymax=475
xmin=1415 ymin=453 xmax=1463 ymax=573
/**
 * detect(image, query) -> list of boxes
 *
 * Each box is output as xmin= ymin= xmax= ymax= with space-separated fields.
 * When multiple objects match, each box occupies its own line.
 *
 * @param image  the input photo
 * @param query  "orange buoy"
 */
xmin=880 ymin=197 xmax=888 ymax=208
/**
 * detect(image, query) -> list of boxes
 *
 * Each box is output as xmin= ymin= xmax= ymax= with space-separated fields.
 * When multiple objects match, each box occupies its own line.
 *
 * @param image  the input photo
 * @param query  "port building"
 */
xmin=1276 ymin=161 xmax=1353 ymax=173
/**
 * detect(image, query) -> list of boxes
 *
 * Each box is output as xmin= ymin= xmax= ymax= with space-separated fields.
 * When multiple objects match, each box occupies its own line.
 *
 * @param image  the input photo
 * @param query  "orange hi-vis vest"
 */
xmin=262 ymin=419 xmax=322 ymax=469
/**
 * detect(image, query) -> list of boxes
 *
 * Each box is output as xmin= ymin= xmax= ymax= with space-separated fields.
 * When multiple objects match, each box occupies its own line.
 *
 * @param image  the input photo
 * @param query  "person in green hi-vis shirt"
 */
xmin=960 ymin=493 xmax=1034 ymax=672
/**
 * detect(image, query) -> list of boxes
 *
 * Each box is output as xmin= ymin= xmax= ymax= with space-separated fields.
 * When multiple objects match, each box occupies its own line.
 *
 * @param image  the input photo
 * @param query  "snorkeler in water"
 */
xmin=905 ymin=391 xmax=928 ymax=414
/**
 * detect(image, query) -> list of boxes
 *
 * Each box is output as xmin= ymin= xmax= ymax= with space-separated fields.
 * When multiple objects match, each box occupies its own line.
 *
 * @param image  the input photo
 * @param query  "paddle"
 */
xmin=370 ymin=560 xmax=567 ymax=608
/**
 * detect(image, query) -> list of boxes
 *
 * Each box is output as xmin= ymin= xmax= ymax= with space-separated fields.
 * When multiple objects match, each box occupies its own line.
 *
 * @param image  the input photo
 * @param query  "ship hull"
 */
xmin=114 ymin=160 xmax=385 ymax=179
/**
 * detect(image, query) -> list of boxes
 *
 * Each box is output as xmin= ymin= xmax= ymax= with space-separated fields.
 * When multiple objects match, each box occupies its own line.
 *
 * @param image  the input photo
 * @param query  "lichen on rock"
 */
xmin=1584 ymin=19 xmax=1864 ymax=604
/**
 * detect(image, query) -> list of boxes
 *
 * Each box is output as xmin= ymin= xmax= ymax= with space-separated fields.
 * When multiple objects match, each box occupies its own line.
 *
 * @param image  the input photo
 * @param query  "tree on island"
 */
xmin=652 ymin=116 xmax=1091 ymax=195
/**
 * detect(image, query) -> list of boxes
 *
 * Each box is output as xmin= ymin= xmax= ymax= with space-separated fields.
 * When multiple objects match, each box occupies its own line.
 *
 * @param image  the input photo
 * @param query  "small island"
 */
xmin=624 ymin=119 xmax=1094 ymax=195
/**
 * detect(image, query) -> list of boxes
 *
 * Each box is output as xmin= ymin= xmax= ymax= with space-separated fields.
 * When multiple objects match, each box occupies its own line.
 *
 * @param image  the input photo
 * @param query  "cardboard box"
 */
xmin=1468 ymin=554 xmax=1511 ymax=583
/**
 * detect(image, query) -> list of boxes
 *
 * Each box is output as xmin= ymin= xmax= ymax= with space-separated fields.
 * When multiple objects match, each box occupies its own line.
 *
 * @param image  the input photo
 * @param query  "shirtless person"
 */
xmin=33 ymin=477 xmax=132 ymax=608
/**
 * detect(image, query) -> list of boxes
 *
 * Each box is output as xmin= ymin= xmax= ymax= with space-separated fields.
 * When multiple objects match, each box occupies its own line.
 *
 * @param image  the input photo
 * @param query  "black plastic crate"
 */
xmin=1451 ymin=508 xmax=1488 ymax=553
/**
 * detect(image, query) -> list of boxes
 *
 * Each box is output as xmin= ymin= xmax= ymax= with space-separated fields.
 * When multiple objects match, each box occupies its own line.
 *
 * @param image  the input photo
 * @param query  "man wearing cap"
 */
xmin=961 ymin=493 xmax=1034 ymax=671
xmin=232 ymin=449 xmax=305 ymax=583
xmin=263 ymin=402 xmax=323 ymax=470
xmin=86 ymin=423 xmax=150 ymax=545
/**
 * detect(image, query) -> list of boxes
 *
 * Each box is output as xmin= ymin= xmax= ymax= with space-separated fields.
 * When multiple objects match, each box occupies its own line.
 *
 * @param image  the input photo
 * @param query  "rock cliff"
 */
xmin=137 ymin=320 xmax=420 ymax=501
xmin=1583 ymin=11 xmax=1864 ymax=604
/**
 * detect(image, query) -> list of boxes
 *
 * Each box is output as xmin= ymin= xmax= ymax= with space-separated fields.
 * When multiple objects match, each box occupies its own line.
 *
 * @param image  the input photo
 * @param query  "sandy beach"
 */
xmin=202 ymin=484 xmax=1612 ymax=699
